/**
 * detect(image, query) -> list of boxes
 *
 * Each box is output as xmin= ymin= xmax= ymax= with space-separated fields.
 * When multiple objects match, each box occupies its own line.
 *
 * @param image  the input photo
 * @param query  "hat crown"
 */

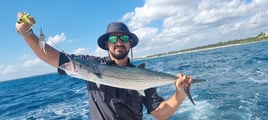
xmin=98 ymin=22 xmax=139 ymax=50
xmin=106 ymin=22 xmax=130 ymax=33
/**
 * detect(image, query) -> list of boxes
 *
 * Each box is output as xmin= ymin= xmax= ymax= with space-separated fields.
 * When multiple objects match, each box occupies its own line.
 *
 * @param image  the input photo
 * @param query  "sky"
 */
xmin=1 ymin=0 xmax=268 ymax=81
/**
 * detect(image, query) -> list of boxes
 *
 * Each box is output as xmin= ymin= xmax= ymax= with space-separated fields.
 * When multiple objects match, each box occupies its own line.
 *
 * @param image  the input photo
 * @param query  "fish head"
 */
xmin=61 ymin=54 xmax=101 ymax=76
xmin=58 ymin=54 xmax=85 ymax=71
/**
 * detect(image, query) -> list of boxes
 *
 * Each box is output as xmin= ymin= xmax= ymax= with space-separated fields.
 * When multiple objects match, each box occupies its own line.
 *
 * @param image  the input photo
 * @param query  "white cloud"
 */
xmin=23 ymin=58 xmax=42 ymax=68
xmin=1 ymin=33 xmax=69 ymax=81
xmin=70 ymin=47 xmax=107 ymax=57
xmin=120 ymin=0 xmax=268 ymax=57
xmin=19 ymin=54 xmax=32 ymax=61
xmin=47 ymin=33 xmax=66 ymax=46
xmin=0 ymin=58 xmax=55 ymax=82
xmin=92 ymin=47 xmax=107 ymax=57
xmin=71 ymin=48 xmax=90 ymax=55
xmin=3 ymin=0 xmax=268 ymax=81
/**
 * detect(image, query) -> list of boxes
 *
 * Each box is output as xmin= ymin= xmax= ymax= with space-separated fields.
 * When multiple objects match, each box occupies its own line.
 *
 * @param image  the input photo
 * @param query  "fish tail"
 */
xmin=183 ymin=86 xmax=196 ymax=105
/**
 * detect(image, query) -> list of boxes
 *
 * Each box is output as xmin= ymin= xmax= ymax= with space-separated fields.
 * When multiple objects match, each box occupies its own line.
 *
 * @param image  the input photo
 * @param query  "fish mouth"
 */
xmin=183 ymin=85 xmax=196 ymax=105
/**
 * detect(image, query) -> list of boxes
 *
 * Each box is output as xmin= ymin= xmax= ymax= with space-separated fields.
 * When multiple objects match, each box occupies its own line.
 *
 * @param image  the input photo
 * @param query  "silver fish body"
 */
xmin=59 ymin=54 xmax=206 ymax=105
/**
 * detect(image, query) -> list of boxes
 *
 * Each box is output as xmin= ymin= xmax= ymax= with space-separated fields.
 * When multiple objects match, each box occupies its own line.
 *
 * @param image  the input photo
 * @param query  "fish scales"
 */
xmin=59 ymin=54 xmax=206 ymax=105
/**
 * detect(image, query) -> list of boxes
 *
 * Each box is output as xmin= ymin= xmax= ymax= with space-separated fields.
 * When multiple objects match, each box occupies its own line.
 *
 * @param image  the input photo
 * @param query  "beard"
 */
xmin=110 ymin=46 xmax=129 ymax=60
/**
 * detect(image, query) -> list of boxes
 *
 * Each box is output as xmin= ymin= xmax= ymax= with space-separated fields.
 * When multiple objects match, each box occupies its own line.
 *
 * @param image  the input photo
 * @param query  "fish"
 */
xmin=39 ymin=28 xmax=46 ymax=54
xmin=59 ymin=54 xmax=206 ymax=105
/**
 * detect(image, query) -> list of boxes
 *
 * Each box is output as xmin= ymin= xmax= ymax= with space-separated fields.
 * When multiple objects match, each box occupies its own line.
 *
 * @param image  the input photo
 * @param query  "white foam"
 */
xmin=13 ymin=99 xmax=89 ymax=119
xmin=177 ymin=100 xmax=216 ymax=119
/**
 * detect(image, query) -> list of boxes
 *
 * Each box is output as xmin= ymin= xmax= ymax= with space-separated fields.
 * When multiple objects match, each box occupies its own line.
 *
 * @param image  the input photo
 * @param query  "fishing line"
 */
xmin=17 ymin=11 xmax=65 ymax=53
xmin=32 ymin=25 xmax=65 ymax=52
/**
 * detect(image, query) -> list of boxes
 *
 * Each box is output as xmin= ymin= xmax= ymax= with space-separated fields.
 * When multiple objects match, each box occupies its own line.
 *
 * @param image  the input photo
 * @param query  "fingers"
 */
xmin=16 ymin=12 xmax=35 ymax=36
xmin=176 ymin=73 xmax=192 ymax=86
xmin=17 ymin=12 xmax=24 ymax=18
xmin=16 ymin=12 xmax=35 ymax=25
xmin=17 ymin=12 xmax=26 ymax=24
xmin=175 ymin=73 xmax=192 ymax=99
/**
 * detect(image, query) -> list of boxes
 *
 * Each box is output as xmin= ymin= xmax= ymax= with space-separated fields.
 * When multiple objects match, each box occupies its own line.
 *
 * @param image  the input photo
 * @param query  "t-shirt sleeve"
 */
xmin=143 ymin=88 xmax=164 ymax=114
xmin=57 ymin=52 xmax=70 ymax=75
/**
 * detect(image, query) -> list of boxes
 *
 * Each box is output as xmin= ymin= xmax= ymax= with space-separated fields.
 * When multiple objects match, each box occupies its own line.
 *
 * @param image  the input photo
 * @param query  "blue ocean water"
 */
xmin=1 ymin=41 xmax=267 ymax=120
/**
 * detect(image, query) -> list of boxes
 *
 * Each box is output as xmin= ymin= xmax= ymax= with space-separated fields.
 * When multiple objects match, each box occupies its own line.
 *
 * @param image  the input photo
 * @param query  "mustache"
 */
xmin=114 ymin=45 xmax=126 ymax=49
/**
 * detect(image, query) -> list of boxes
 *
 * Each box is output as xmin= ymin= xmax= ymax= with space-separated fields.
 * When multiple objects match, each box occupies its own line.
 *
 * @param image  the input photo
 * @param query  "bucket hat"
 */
xmin=97 ymin=22 xmax=139 ymax=50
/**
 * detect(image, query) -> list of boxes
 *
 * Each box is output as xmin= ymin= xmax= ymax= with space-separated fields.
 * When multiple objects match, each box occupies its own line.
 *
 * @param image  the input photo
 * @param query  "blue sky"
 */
xmin=1 ymin=0 xmax=268 ymax=81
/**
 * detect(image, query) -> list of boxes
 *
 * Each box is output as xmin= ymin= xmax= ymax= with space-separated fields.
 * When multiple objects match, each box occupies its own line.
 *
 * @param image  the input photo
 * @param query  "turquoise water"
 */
xmin=1 ymin=41 xmax=267 ymax=119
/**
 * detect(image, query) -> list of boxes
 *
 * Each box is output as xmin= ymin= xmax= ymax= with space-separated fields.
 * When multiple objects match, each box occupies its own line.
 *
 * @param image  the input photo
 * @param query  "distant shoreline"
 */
xmin=135 ymin=36 xmax=268 ymax=60
xmin=134 ymin=43 xmax=241 ymax=61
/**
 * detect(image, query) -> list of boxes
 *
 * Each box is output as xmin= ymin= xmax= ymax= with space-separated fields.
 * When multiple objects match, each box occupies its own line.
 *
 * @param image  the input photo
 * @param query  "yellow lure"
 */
xmin=17 ymin=12 xmax=34 ymax=25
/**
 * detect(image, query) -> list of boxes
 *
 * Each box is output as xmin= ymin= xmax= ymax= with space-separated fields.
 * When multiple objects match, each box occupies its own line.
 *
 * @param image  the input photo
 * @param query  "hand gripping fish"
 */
xmin=59 ymin=54 xmax=206 ymax=105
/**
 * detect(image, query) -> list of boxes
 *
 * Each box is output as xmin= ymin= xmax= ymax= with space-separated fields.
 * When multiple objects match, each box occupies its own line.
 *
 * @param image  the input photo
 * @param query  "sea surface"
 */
xmin=1 ymin=41 xmax=267 ymax=120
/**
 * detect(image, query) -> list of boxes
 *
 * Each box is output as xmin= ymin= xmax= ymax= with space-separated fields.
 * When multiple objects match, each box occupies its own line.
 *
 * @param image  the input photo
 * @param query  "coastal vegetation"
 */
xmin=137 ymin=32 xmax=268 ymax=59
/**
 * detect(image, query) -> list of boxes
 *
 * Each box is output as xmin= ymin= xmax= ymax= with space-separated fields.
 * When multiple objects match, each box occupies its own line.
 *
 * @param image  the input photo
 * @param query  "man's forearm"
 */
xmin=22 ymin=31 xmax=60 ymax=67
xmin=151 ymin=92 xmax=186 ymax=120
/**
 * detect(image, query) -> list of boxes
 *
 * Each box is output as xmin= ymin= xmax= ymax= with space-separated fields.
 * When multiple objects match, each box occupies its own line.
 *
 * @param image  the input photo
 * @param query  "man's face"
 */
xmin=106 ymin=32 xmax=131 ymax=60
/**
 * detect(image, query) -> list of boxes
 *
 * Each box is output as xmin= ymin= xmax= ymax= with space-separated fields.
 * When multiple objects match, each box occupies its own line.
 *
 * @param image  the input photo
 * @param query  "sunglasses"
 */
xmin=108 ymin=35 xmax=130 ymax=44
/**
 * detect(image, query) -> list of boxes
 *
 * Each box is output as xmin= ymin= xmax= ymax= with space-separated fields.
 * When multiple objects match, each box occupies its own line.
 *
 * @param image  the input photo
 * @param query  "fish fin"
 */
xmin=106 ymin=60 xmax=116 ymax=65
xmin=137 ymin=63 xmax=146 ymax=68
xmin=92 ymin=63 xmax=102 ymax=78
xmin=39 ymin=28 xmax=47 ymax=54
xmin=110 ymin=65 xmax=127 ymax=69
xmin=137 ymin=90 xmax=145 ymax=96
xmin=40 ymin=43 xmax=47 ymax=54
xmin=43 ymin=48 xmax=47 ymax=54
xmin=96 ymin=83 xmax=101 ymax=88
xmin=95 ymin=73 xmax=102 ymax=78
xmin=192 ymin=79 xmax=206 ymax=83
xmin=183 ymin=86 xmax=196 ymax=105
xmin=59 ymin=62 xmax=74 ymax=71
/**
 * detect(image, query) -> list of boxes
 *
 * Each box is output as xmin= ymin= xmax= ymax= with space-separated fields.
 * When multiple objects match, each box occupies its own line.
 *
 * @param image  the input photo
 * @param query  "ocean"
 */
xmin=1 ymin=41 xmax=267 ymax=120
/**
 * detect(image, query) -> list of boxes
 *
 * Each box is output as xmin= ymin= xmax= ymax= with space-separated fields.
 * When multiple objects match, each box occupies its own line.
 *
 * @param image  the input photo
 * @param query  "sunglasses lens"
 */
xmin=108 ymin=36 xmax=118 ymax=44
xmin=108 ymin=35 xmax=130 ymax=44
xmin=120 ymin=35 xmax=130 ymax=43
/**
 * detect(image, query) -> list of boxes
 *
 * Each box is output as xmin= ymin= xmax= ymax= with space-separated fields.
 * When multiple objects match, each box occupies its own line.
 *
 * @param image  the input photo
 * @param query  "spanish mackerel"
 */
xmin=59 ymin=54 xmax=206 ymax=105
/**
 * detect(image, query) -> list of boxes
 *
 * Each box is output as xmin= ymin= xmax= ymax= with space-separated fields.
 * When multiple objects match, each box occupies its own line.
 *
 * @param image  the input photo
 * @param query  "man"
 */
xmin=16 ymin=12 xmax=192 ymax=120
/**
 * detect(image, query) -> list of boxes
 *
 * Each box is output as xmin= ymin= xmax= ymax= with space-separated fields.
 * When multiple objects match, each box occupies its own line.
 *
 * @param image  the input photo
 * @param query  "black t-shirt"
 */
xmin=58 ymin=52 xmax=164 ymax=120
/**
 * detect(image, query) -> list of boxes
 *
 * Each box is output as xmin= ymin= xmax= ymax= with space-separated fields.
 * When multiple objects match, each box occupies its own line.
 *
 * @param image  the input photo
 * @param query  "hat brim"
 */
xmin=97 ymin=32 xmax=138 ymax=50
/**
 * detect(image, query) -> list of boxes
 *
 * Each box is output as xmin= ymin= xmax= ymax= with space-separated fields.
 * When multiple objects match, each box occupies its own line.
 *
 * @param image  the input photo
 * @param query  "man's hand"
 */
xmin=175 ymin=73 xmax=192 ymax=99
xmin=16 ymin=12 xmax=36 ymax=36
xmin=151 ymin=73 xmax=193 ymax=119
